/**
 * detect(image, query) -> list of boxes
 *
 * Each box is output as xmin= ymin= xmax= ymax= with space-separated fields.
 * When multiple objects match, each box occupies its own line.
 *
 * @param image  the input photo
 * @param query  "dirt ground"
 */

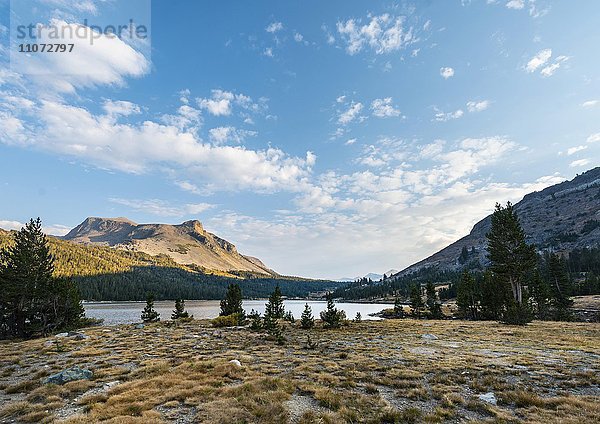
xmin=0 ymin=319 xmax=598 ymax=423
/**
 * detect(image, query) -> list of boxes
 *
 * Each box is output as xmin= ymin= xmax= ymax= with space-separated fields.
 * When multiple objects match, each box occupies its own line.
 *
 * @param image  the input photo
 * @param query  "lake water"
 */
xmin=84 ymin=300 xmax=392 ymax=325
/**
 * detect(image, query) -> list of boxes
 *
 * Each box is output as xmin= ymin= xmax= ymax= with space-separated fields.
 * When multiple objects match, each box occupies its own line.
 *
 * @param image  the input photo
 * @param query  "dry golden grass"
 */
xmin=0 ymin=319 xmax=598 ymax=423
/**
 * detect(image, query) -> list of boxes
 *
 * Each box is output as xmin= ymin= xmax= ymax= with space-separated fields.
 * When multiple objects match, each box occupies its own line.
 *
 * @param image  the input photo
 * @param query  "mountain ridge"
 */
xmin=392 ymin=167 xmax=600 ymax=279
xmin=62 ymin=217 xmax=275 ymax=276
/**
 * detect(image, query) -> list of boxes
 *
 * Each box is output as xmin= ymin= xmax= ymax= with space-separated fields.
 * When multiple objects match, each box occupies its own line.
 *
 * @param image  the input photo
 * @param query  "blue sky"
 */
xmin=0 ymin=0 xmax=598 ymax=279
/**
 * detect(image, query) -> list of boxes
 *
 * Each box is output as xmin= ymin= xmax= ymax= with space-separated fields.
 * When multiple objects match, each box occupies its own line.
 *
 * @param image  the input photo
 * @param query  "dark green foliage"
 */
xmin=354 ymin=312 xmax=362 ymax=322
xmin=456 ymin=271 xmax=478 ymax=320
xmin=320 ymin=293 xmax=346 ymax=328
xmin=0 ymin=219 xmax=85 ymax=339
xmin=487 ymin=202 xmax=536 ymax=308
xmin=265 ymin=284 xmax=285 ymax=320
xmin=284 ymin=310 xmax=295 ymax=323
xmin=300 ymin=303 xmax=315 ymax=329
xmin=409 ymin=284 xmax=424 ymax=318
xmin=220 ymin=283 xmax=244 ymax=317
xmin=393 ymin=297 xmax=405 ymax=318
xmin=528 ymin=270 xmax=551 ymax=320
xmin=502 ymin=301 xmax=533 ymax=326
xmin=248 ymin=309 xmax=262 ymax=331
xmin=425 ymin=282 xmax=443 ymax=319
xmin=141 ymin=293 xmax=160 ymax=323
xmin=546 ymin=253 xmax=573 ymax=321
xmin=171 ymin=299 xmax=191 ymax=320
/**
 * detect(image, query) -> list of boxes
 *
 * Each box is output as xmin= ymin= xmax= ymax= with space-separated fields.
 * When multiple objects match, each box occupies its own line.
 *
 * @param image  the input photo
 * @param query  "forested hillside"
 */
xmin=0 ymin=229 xmax=340 ymax=301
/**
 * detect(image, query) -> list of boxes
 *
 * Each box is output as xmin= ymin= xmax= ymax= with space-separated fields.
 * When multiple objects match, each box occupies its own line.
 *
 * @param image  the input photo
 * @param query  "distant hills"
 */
xmin=337 ymin=270 xmax=399 ymax=283
xmin=63 ymin=217 xmax=275 ymax=276
xmin=393 ymin=167 xmax=600 ymax=279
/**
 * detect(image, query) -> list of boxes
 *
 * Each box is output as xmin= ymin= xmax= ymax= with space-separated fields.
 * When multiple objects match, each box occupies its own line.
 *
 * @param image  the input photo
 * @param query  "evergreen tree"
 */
xmin=393 ymin=296 xmax=404 ymax=318
xmin=300 ymin=303 xmax=315 ymax=329
xmin=456 ymin=271 xmax=479 ymax=320
xmin=171 ymin=299 xmax=191 ymax=320
xmin=354 ymin=312 xmax=362 ymax=322
xmin=425 ymin=282 xmax=443 ymax=319
xmin=220 ymin=283 xmax=244 ymax=317
xmin=141 ymin=293 xmax=160 ymax=323
xmin=409 ymin=284 xmax=424 ymax=318
xmin=486 ymin=202 xmax=536 ymax=324
xmin=0 ymin=218 xmax=84 ymax=338
xmin=284 ymin=310 xmax=295 ymax=323
xmin=320 ymin=293 xmax=346 ymax=328
xmin=528 ymin=270 xmax=551 ymax=320
xmin=459 ymin=246 xmax=469 ymax=264
xmin=248 ymin=309 xmax=263 ymax=331
xmin=479 ymin=271 xmax=507 ymax=320
xmin=265 ymin=284 xmax=285 ymax=320
xmin=547 ymin=253 xmax=573 ymax=321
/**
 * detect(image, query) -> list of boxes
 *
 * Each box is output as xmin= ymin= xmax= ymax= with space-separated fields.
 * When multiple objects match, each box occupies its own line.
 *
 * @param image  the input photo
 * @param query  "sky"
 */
xmin=0 ymin=0 xmax=598 ymax=279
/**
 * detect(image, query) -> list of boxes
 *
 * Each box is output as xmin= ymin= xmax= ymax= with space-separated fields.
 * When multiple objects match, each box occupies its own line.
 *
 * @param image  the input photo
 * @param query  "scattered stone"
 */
xmin=44 ymin=367 xmax=93 ymax=385
xmin=55 ymin=332 xmax=69 ymax=338
xmin=103 ymin=381 xmax=120 ymax=389
xmin=478 ymin=392 xmax=497 ymax=405
xmin=229 ymin=359 xmax=242 ymax=367
xmin=44 ymin=340 xmax=55 ymax=347
xmin=422 ymin=334 xmax=438 ymax=340
xmin=134 ymin=324 xmax=145 ymax=329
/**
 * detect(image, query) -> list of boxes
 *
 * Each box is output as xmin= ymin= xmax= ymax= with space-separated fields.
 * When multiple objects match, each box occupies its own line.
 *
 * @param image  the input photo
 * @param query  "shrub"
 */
xmin=211 ymin=313 xmax=243 ymax=328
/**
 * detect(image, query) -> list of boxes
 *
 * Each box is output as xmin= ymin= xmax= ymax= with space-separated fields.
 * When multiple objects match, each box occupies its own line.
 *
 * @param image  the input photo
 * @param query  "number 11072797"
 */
xmin=18 ymin=44 xmax=75 ymax=53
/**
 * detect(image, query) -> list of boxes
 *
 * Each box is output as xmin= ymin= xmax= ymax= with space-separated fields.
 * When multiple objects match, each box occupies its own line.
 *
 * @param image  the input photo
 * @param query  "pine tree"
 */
xmin=456 ymin=271 xmax=478 ymax=320
xmin=547 ymin=253 xmax=573 ymax=321
xmin=248 ymin=309 xmax=263 ymax=331
xmin=220 ymin=283 xmax=244 ymax=318
xmin=141 ymin=293 xmax=160 ymax=323
xmin=171 ymin=299 xmax=191 ymax=320
xmin=320 ymin=293 xmax=346 ymax=328
xmin=354 ymin=312 xmax=362 ymax=322
xmin=410 ymin=284 xmax=424 ymax=319
xmin=300 ymin=303 xmax=314 ymax=329
xmin=426 ymin=282 xmax=443 ymax=319
xmin=265 ymin=284 xmax=285 ymax=320
xmin=393 ymin=296 xmax=404 ymax=318
xmin=486 ymin=202 xmax=536 ymax=324
xmin=528 ymin=270 xmax=551 ymax=320
xmin=459 ymin=246 xmax=469 ymax=264
xmin=0 ymin=218 xmax=84 ymax=338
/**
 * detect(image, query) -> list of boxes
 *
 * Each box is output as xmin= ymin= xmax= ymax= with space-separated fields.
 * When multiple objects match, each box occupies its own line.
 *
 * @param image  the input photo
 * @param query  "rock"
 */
xmin=134 ymin=324 xmax=145 ymax=329
xmin=44 ymin=340 xmax=55 ymax=347
xmin=103 ymin=381 xmax=120 ymax=389
xmin=229 ymin=360 xmax=242 ymax=367
xmin=422 ymin=334 xmax=438 ymax=340
xmin=44 ymin=367 xmax=93 ymax=385
xmin=55 ymin=332 xmax=69 ymax=338
xmin=478 ymin=392 xmax=497 ymax=405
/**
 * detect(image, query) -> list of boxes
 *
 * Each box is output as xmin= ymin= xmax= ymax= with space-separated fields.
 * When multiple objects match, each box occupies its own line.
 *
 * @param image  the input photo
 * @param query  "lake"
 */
xmin=84 ymin=300 xmax=392 ymax=325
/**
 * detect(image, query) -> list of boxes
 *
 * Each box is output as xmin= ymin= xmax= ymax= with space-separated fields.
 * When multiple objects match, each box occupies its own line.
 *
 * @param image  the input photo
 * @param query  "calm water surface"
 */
xmin=84 ymin=300 xmax=391 ymax=325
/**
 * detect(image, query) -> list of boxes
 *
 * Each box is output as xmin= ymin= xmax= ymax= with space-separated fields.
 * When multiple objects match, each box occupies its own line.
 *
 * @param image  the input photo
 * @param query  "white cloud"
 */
xmin=266 ymin=22 xmax=283 ymax=33
xmin=506 ymin=0 xmax=525 ymax=9
xmin=0 ymin=219 xmax=70 ymax=236
xmin=208 ymin=126 xmax=257 ymax=145
xmin=569 ymin=159 xmax=591 ymax=168
xmin=440 ymin=67 xmax=454 ymax=79
xmin=336 ymin=13 xmax=417 ymax=55
xmin=109 ymin=198 xmax=215 ymax=217
xmin=12 ymin=20 xmax=149 ymax=94
xmin=566 ymin=145 xmax=587 ymax=156
xmin=0 ymin=99 xmax=315 ymax=193
xmin=582 ymin=100 xmax=599 ymax=108
xmin=197 ymin=90 xmax=234 ymax=116
xmin=103 ymin=100 xmax=141 ymax=117
xmin=466 ymin=100 xmax=490 ymax=113
xmin=540 ymin=55 xmax=569 ymax=77
xmin=293 ymin=32 xmax=304 ymax=42
xmin=371 ymin=97 xmax=401 ymax=118
xmin=263 ymin=47 xmax=274 ymax=57
xmin=338 ymin=102 xmax=364 ymax=125
xmin=434 ymin=109 xmax=464 ymax=122
xmin=587 ymin=133 xmax=600 ymax=143
xmin=525 ymin=48 xmax=552 ymax=73
xmin=345 ymin=138 xmax=357 ymax=145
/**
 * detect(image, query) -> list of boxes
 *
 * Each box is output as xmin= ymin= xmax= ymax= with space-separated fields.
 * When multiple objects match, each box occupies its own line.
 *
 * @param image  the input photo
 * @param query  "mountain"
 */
xmin=393 ymin=167 xmax=600 ymax=279
xmin=337 ymin=269 xmax=400 ymax=282
xmin=63 ymin=217 xmax=275 ymax=276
